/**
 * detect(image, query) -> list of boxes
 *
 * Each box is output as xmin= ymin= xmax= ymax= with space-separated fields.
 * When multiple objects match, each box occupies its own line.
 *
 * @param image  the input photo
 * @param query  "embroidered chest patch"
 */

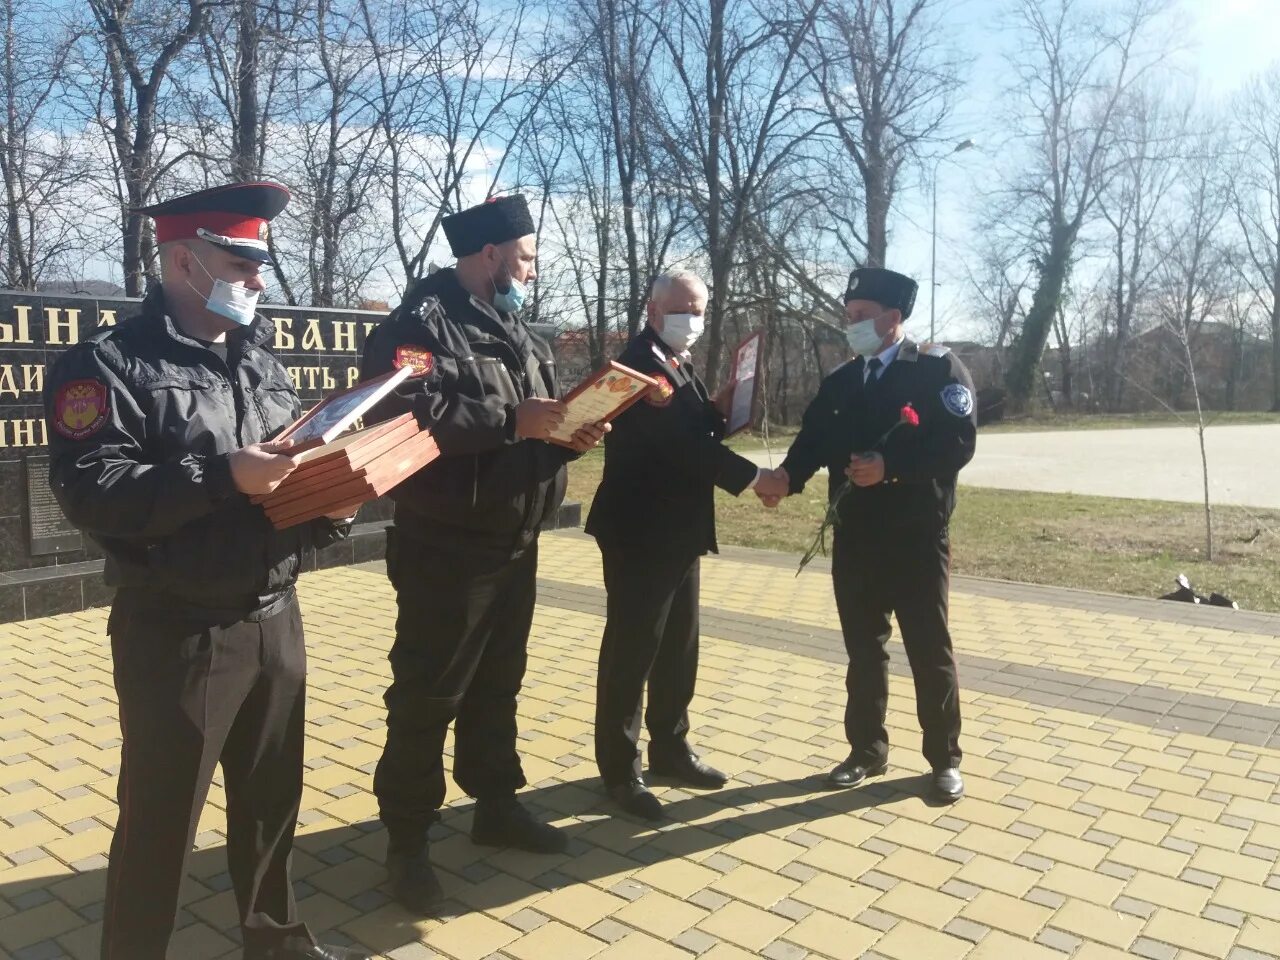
xmin=940 ymin=383 xmax=973 ymax=417
xmin=394 ymin=345 xmax=434 ymax=376
xmin=53 ymin=378 xmax=110 ymax=440
xmin=645 ymin=373 xmax=675 ymax=406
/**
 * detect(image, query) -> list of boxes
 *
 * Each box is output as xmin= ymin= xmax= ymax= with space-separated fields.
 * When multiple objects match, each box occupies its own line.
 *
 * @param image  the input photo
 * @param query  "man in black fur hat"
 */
xmin=360 ymin=195 xmax=607 ymax=912
xmin=762 ymin=267 xmax=977 ymax=805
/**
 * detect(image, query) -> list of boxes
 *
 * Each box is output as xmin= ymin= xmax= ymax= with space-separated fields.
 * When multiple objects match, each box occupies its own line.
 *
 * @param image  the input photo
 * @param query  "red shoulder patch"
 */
xmin=53 ymin=379 xmax=110 ymax=440
xmin=644 ymin=373 xmax=675 ymax=407
xmin=394 ymin=345 xmax=434 ymax=376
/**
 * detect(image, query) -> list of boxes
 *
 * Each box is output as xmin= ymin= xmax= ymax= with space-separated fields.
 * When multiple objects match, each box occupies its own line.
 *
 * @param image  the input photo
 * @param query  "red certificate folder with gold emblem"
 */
xmin=258 ymin=369 xmax=439 ymax=528
xmin=545 ymin=361 xmax=660 ymax=447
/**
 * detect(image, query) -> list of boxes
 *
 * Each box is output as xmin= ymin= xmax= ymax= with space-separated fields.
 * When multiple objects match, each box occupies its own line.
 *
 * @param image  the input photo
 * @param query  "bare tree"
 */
xmin=1097 ymin=86 xmax=1185 ymax=410
xmin=1232 ymin=65 xmax=1280 ymax=412
xmin=647 ymin=0 xmax=824 ymax=389
xmin=272 ymin=0 xmax=386 ymax=307
xmin=357 ymin=0 xmax=569 ymax=292
xmin=808 ymin=0 xmax=964 ymax=267
xmin=963 ymin=233 xmax=1031 ymax=383
xmin=85 ymin=0 xmax=211 ymax=295
xmin=182 ymin=0 xmax=304 ymax=183
xmin=0 ymin=0 xmax=87 ymax=288
xmin=1000 ymin=0 xmax=1170 ymax=412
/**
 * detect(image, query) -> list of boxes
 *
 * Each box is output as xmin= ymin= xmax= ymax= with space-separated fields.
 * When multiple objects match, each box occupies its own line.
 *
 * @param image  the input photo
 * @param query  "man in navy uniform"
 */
xmin=359 ymin=195 xmax=607 ymax=911
xmin=586 ymin=270 xmax=761 ymax=820
xmin=761 ymin=267 xmax=976 ymax=804
xmin=44 ymin=183 xmax=367 ymax=959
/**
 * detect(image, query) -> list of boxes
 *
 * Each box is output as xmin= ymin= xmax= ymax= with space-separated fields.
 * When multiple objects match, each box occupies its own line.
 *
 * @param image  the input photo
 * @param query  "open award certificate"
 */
xmin=725 ymin=330 xmax=763 ymax=436
xmin=545 ymin=361 xmax=659 ymax=447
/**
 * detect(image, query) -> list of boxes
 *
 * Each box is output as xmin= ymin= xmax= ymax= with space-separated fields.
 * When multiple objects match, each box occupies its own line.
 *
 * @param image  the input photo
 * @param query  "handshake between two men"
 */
xmin=753 ymin=451 xmax=888 ymax=507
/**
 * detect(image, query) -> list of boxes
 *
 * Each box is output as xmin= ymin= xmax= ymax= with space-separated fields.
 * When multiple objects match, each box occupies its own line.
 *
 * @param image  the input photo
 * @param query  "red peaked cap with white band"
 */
xmin=135 ymin=181 xmax=290 ymax=265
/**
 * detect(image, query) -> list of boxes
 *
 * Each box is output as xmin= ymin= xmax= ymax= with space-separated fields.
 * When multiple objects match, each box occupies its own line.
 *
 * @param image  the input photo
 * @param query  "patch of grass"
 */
xmin=565 ymin=450 xmax=1280 ymax=612
xmin=979 ymin=410 xmax=1280 ymax=433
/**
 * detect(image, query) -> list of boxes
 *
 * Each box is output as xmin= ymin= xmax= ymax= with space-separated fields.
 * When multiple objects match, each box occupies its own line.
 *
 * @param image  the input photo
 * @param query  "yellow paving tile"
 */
xmin=782 ymin=911 xmax=880 ymax=958
xmin=790 ymin=874 xmax=881 ymax=916
xmin=1123 ymin=873 xmax=1212 ymax=915
xmin=1039 ymin=863 xmax=1125 ymax=906
xmin=696 ymin=898 xmax=794 ymax=951
xmin=631 ymin=859 xmax=720 ymax=899
xmin=876 ymin=847 xmax=960 ymax=888
xmin=873 ymin=881 xmax=965 ymax=929
xmin=612 ymin=891 xmax=707 ymax=940
xmin=505 ymin=920 xmax=605 ymax=960
xmin=1026 ymin=831 xmax=1109 ymax=869
xmin=422 ymin=911 xmax=519 ymax=960
xmin=1051 ymin=900 xmax=1144 ymax=950
xmin=954 ymin=854 xmax=1039 ymax=897
xmin=583 ymin=931 xmax=691 ymax=960
xmin=534 ymin=885 xmax=631 ymax=932
xmin=1107 ymin=839 xmax=1191 ymax=878
xmin=5 ymin=537 xmax=1280 ymax=960
xmin=965 ymin=930 xmax=1065 ymax=960
xmin=0 ymin=901 xmax=84 ymax=951
xmin=872 ymin=920 xmax=971 ymax=960
xmin=709 ymin=864 xmax=800 ymax=909
xmin=1188 ymin=846 xmax=1273 ymax=885
xmin=1141 ymin=908 xmax=1237 ymax=959
xmin=1210 ymin=877 xmax=1280 ymax=922
xmin=960 ymin=889 xmax=1053 ymax=938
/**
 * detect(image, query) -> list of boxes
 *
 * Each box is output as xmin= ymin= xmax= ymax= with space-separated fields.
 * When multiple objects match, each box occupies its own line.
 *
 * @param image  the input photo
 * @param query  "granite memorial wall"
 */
xmin=0 ymin=290 xmax=577 ymax=623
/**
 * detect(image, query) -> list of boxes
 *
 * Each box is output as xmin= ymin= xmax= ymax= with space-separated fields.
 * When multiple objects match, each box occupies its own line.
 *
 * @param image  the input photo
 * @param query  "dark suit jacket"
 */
xmin=585 ymin=326 xmax=759 ymax=556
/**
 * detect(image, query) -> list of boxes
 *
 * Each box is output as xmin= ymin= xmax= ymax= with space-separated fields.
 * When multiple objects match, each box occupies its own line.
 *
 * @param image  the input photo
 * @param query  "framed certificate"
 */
xmin=545 ymin=360 xmax=660 ymax=447
xmin=274 ymin=366 xmax=414 ymax=453
xmin=724 ymin=330 xmax=763 ymax=436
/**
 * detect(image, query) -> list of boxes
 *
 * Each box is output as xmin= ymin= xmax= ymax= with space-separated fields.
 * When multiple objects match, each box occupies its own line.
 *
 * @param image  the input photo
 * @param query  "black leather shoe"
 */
xmin=648 ymin=748 xmax=728 ymax=789
xmin=249 ymin=944 xmax=372 ymax=960
xmin=385 ymin=847 xmax=444 ymax=913
xmin=824 ymin=755 xmax=888 ymax=789
xmin=472 ymin=796 xmax=569 ymax=854
xmin=929 ymin=767 xmax=964 ymax=803
xmin=608 ymin=778 xmax=663 ymax=821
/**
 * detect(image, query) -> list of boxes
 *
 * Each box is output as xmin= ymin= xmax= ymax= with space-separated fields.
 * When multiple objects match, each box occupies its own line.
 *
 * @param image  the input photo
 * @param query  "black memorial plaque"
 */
xmin=25 ymin=455 xmax=82 ymax=555
xmin=0 ymin=288 xmax=578 ymax=622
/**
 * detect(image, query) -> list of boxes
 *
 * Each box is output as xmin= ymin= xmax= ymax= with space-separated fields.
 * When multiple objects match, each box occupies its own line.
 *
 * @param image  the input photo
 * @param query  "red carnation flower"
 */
xmin=797 ymin=401 xmax=921 ymax=574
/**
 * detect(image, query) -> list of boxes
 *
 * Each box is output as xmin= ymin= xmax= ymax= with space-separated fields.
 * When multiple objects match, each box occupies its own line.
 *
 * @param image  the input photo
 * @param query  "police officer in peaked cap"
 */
xmin=761 ymin=267 xmax=977 ymax=804
xmin=43 ymin=182 xmax=368 ymax=960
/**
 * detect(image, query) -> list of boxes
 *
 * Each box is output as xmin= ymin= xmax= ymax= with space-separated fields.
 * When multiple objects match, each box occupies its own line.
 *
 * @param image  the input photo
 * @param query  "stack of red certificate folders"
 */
xmin=252 ymin=367 xmax=438 ymax=529
xmin=255 ymin=412 xmax=438 ymax=529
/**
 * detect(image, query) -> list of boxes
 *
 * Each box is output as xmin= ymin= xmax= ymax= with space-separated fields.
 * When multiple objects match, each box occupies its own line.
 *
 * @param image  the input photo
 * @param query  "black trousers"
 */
xmin=594 ymin=546 xmax=700 ymax=786
xmin=374 ymin=529 xmax=536 ymax=848
xmin=101 ymin=597 xmax=311 ymax=960
xmin=831 ymin=527 xmax=962 ymax=771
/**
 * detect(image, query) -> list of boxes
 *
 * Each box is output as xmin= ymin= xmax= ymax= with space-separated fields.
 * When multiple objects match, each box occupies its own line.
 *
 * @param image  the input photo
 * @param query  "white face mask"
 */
xmin=658 ymin=312 xmax=705 ymax=353
xmin=844 ymin=317 xmax=885 ymax=356
xmin=188 ymin=254 xmax=261 ymax=326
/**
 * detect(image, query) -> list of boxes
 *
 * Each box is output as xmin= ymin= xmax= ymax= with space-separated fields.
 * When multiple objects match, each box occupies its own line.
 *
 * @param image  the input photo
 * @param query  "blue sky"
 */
xmin=906 ymin=0 xmax=1280 ymax=340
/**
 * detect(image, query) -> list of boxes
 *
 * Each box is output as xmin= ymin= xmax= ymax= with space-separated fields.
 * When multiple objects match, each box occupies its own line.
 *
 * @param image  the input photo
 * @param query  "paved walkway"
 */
xmin=740 ymin=423 xmax=1280 ymax=508
xmin=1 ymin=531 xmax=1279 ymax=959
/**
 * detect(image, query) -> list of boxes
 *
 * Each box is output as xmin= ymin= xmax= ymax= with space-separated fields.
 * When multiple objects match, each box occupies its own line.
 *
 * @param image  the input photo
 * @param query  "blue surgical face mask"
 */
xmin=188 ymin=254 xmax=260 ymax=326
xmin=493 ymin=261 xmax=527 ymax=313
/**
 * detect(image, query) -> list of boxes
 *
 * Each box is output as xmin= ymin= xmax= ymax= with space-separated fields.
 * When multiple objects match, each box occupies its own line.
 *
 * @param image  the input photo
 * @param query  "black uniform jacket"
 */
xmin=43 ymin=285 xmax=343 ymax=617
xmin=360 ymin=267 xmax=570 ymax=551
xmin=585 ymin=325 xmax=759 ymax=556
xmin=781 ymin=339 xmax=978 ymax=534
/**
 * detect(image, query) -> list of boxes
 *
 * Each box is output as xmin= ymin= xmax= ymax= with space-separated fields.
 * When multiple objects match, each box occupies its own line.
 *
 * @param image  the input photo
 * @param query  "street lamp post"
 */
xmin=930 ymin=138 xmax=976 ymax=343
